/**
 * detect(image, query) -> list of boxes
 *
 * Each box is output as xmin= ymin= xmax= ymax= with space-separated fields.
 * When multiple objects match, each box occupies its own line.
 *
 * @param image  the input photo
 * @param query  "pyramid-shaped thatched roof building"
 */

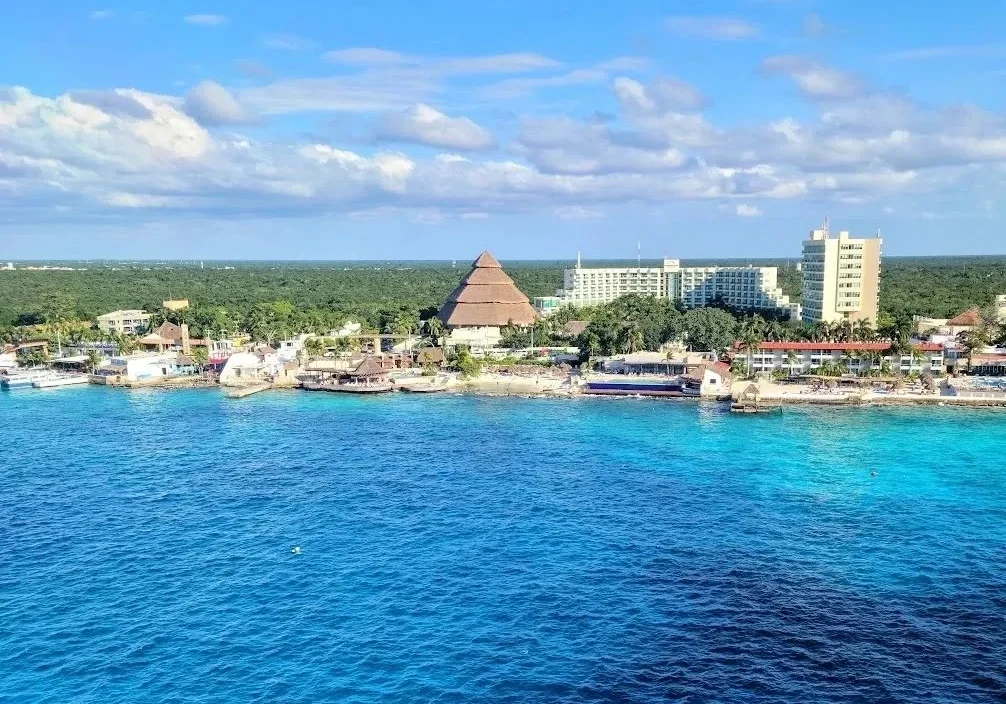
xmin=438 ymin=251 xmax=538 ymax=328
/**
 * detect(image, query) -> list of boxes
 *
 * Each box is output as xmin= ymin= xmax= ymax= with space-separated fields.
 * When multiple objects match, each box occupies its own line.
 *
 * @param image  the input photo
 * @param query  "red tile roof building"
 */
xmin=733 ymin=340 xmax=945 ymax=375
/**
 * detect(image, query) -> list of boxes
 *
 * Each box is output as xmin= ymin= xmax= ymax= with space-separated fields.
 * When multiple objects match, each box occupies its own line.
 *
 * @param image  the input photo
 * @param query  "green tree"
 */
xmin=85 ymin=349 xmax=103 ymax=373
xmin=191 ymin=346 xmax=209 ymax=369
xmin=957 ymin=328 xmax=988 ymax=372
xmin=618 ymin=321 xmax=644 ymax=354
xmin=683 ymin=308 xmax=738 ymax=356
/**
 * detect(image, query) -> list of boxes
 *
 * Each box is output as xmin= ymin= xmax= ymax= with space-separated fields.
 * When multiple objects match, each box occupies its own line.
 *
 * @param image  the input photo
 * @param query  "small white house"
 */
xmin=682 ymin=363 xmax=733 ymax=397
xmin=99 ymin=353 xmax=179 ymax=382
xmin=219 ymin=351 xmax=286 ymax=386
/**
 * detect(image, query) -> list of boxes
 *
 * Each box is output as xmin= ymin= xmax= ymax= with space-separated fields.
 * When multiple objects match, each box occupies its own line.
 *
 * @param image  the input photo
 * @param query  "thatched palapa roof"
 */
xmin=348 ymin=356 xmax=388 ymax=377
xmin=437 ymin=251 xmax=538 ymax=328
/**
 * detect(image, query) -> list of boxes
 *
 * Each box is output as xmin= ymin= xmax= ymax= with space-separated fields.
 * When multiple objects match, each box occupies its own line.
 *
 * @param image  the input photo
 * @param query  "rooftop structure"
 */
xmin=545 ymin=254 xmax=800 ymax=319
xmin=438 ymin=251 xmax=537 ymax=348
xmin=97 ymin=309 xmax=151 ymax=336
xmin=801 ymin=223 xmax=882 ymax=324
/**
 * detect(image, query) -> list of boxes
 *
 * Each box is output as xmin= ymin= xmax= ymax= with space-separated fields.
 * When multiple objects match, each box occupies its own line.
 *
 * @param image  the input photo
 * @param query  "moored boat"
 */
xmin=2 ymin=369 xmax=58 ymax=389
xmin=32 ymin=373 xmax=90 ymax=389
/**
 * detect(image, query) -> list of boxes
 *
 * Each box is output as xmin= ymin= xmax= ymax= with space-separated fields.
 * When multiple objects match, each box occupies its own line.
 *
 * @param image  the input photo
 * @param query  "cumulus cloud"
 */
xmin=376 ymin=104 xmax=496 ymax=151
xmin=513 ymin=115 xmax=691 ymax=175
xmin=666 ymin=16 xmax=759 ymax=40
xmin=183 ymin=81 xmax=253 ymax=125
xmin=183 ymin=14 xmax=229 ymax=26
xmin=3 ymin=54 xmax=1006 ymax=229
xmin=67 ymin=90 xmax=153 ymax=119
xmin=762 ymin=55 xmax=863 ymax=99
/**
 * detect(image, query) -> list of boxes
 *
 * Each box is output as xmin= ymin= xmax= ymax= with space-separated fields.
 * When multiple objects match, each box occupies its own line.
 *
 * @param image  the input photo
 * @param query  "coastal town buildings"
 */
xmin=138 ymin=321 xmax=210 ymax=354
xmin=801 ymin=225 xmax=882 ymax=324
xmin=538 ymin=255 xmax=801 ymax=319
xmin=437 ymin=251 xmax=538 ymax=348
xmin=741 ymin=341 xmax=944 ymax=376
xmin=91 ymin=352 xmax=183 ymax=383
xmin=97 ymin=309 xmax=152 ymax=336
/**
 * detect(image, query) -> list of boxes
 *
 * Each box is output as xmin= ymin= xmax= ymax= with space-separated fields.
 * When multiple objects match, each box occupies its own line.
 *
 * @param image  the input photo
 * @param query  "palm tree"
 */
xmin=191 ymin=346 xmax=209 ymax=370
xmin=785 ymin=349 xmax=800 ymax=377
xmin=85 ymin=349 xmax=103 ymax=374
xmin=304 ymin=336 xmax=326 ymax=358
xmin=853 ymin=319 xmax=874 ymax=342
xmin=957 ymin=328 xmax=988 ymax=373
xmin=738 ymin=316 xmax=765 ymax=377
xmin=618 ymin=321 xmax=644 ymax=354
xmin=764 ymin=320 xmax=784 ymax=342
xmin=422 ymin=317 xmax=447 ymax=349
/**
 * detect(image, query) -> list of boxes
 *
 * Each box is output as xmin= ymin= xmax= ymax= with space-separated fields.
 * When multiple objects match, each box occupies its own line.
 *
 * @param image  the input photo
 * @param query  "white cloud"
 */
xmin=242 ymin=49 xmax=561 ymax=116
xmin=4 ymin=59 xmax=1006 ymax=229
xmin=183 ymin=81 xmax=252 ymax=125
xmin=238 ymin=72 xmax=437 ymax=114
xmin=762 ymin=55 xmax=863 ymax=99
xmin=480 ymin=69 xmax=607 ymax=99
xmin=481 ymin=57 xmax=649 ymax=99
xmin=183 ymin=14 xmax=229 ymax=26
xmin=885 ymin=43 xmax=1006 ymax=61
xmin=376 ymin=104 xmax=496 ymax=151
xmin=554 ymin=206 xmax=604 ymax=220
xmin=262 ymin=34 xmax=315 ymax=51
xmin=323 ymin=48 xmax=408 ymax=66
xmin=89 ymin=9 xmax=115 ymax=20
xmin=666 ymin=16 xmax=759 ymax=40
xmin=322 ymin=48 xmax=559 ymax=74
xmin=513 ymin=116 xmax=690 ymax=175
xmin=614 ymin=76 xmax=706 ymax=113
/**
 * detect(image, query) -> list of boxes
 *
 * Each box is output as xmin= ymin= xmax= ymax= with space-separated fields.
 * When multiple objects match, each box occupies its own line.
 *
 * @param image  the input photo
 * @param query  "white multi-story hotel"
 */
xmin=97 ymin=309 xmax=152 ymax=336
xmin=538 ymin=256 xmax=801 ymax=319
xmin=801 ymin=225 xmax=882 ymax=324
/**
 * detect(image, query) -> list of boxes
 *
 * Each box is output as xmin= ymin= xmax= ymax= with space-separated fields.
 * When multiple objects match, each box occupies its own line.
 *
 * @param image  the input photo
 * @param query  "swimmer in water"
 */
xmin=291 ymin=546 xmax=302 ymax=555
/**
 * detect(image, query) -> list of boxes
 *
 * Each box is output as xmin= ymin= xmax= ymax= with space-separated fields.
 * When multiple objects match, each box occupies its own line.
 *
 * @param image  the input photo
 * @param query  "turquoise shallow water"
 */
xmin=1 ymin=387 xmax=1005 ymax=702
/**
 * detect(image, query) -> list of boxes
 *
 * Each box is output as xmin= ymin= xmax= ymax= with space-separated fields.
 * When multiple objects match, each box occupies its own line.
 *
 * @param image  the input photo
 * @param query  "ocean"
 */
xmin=2 ymin=387 xmax=1004 ymax=702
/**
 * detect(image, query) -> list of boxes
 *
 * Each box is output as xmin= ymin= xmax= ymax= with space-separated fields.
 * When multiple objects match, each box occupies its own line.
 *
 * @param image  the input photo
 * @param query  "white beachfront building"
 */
xmin=742 ymin=342 xmax=945 ymax=376
xmin=97 ymin=309 xmax=152 ymax=336
xmin=539 ymin=255 xmax=801 ymax=319
xmin=93 ymin=352 xmax=180 ymax=382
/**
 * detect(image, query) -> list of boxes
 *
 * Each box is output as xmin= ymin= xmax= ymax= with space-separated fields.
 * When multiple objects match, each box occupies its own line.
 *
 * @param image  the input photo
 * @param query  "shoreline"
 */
xmin=15 ymin=374 xmax=1006 ymax=410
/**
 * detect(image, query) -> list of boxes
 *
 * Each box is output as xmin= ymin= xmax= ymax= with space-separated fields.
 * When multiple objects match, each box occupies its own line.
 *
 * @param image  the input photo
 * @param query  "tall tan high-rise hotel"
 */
xmin=801 ymin=226 xmax=882 ymax=324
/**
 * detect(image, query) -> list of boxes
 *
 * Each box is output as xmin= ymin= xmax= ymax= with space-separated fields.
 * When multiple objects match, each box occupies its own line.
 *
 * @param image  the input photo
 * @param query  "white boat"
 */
xmin=1 ymin=369 xmax=55 ymax=389
xmin=32 ymin=373 xmax=90 ymax=389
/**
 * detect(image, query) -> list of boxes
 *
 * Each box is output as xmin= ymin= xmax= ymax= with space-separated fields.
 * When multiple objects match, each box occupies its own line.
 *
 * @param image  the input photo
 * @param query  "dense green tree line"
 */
xmin=1 ymin=257 xmax=1004 ymax=339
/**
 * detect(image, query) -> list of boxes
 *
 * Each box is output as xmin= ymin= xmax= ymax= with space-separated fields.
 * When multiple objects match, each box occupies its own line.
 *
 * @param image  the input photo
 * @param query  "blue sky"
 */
xmin=1 ymin=0 xmax=1005 ymax=260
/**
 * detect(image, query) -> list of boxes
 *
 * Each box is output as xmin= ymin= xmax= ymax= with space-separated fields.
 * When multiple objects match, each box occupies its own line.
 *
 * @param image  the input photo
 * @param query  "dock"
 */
xmin=227 ymin=382 xmax=273 ymax=399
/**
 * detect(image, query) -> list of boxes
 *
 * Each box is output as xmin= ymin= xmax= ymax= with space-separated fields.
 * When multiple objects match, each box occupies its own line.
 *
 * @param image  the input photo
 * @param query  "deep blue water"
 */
xmin=2 ymin=388 xmax=1005 ymax=703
